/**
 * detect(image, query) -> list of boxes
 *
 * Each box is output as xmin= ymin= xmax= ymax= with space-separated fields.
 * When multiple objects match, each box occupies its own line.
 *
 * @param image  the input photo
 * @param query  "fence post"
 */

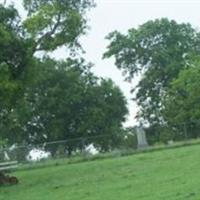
xmin=183 ymin=122 xmax=187 ymax=140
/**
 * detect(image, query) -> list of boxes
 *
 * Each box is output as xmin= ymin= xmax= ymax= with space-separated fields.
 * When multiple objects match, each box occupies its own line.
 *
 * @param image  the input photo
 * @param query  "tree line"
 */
xmin=0 ymin=1 xmax=128 ymax=154
xmin=1 ymin=1 xmax=200 ymax=152
xmin=104 ymin=18 xmax=200 ymax=143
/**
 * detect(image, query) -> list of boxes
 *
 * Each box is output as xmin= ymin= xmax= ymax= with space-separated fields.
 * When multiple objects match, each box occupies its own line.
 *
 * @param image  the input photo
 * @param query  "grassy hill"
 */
xmin=1 ymin=144 xmax=200 ymax=200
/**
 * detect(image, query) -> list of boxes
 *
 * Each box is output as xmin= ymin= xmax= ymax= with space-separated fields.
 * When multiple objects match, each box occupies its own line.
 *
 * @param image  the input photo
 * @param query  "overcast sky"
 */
xmin=2 ymin=0 xmax=200 ymax=126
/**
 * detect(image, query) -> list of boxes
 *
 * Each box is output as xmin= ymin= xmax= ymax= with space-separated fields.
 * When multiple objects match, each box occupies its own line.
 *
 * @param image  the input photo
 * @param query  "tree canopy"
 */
xmin=22 ymin=0 xmax=94 ymax=53
xmin=1 ymin=57 xmax=127 ymax=154
xmin=0 ymin=1 xmax=128 ymax=153
xmin=104 ymin=18 xmax=200 ymax=126
xmin=163 ymin=57 xmax=200 ymax=139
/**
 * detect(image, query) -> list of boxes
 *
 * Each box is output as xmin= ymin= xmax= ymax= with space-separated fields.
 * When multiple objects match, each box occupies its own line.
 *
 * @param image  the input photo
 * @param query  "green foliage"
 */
xmin=22 ymin=0 xmax=95 ymax=52
xmin=0 ymin=5 xmax=28 ymax=79
xmin=104 ymin=18 xmax=200 ymax=126
xmin=163 ymin=57 xmax=200 ymax=138
xmin=0 ymin=0 xmax=94 ymax=80
xmin=0 ymin=1 xmax=128 ymax=153
xmin=0 ymin=64 xmax=19 ymax=106
xmin=2 ymin=57 xmax=128 ymax=152
xmin=118 ymin=127 xmax=137 ymax=149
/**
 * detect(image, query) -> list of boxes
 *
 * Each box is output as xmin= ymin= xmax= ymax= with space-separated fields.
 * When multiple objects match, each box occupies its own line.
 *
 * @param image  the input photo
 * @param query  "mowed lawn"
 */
xmin=1 ymin=144 xmax=200 ymax=200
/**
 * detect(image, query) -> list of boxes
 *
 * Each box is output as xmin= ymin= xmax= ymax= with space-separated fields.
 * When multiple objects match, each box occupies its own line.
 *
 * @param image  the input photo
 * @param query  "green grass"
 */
xmin=1 ymin=144 xmax=200 ymax=200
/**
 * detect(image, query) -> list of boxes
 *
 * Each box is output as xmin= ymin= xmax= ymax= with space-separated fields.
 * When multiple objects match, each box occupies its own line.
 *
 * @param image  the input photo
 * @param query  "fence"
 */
xmin=146 ymin=120 xmax=200 ymax=145
xmin=1 ymin=120 xmax=200 ymax=167
xmin=0 ymin=133 xmax=138 ymax=165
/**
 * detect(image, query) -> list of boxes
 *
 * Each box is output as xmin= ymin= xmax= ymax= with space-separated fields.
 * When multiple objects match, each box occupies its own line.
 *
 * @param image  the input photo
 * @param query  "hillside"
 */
xmin=1 ymin=144 xmax=200 ymax=200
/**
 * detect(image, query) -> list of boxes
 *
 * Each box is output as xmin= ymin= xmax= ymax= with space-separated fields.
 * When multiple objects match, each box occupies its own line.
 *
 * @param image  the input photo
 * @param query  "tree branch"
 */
xmin=31 ymin=12 xmax=62 ymax=54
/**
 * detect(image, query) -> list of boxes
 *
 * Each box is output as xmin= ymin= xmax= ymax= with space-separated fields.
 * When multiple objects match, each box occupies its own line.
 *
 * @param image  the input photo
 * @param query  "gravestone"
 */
xmin=136 ymin=126 xmax=148 ymax=149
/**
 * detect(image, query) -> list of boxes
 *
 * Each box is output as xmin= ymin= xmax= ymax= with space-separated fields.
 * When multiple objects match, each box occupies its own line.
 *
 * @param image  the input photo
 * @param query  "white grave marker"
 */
xmin=136 ymin=126 xmax=148 ymax=149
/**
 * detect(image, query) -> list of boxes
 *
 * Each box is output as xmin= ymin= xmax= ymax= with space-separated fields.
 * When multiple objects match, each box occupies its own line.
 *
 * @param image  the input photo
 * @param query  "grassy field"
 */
xmin=1 ymin=144 xmax=200 ymax=200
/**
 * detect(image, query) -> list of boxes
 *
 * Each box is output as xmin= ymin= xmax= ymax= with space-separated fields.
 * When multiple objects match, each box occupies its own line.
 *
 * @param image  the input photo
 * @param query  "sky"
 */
xmin=2 ymin=0 xmax=200 ymax=127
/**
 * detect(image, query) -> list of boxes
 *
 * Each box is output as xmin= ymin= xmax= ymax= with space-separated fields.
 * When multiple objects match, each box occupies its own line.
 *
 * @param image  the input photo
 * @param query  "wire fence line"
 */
xmin=1 ymin=120 xmax=200 ymax=165
xmin=146 ymin=120 xmax=200 ymax=144
xmin=0 ymin=133 xmax=137 ymax=164
xmin=1 ymin=134 xmax=116 ymax=151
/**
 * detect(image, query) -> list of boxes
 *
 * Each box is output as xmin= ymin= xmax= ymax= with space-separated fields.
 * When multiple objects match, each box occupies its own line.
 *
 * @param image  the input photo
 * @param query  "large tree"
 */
xmin=0 ymin=1 xmax=128 ymax=155
xmin=0 ymin=0 xmax=94 ymax=108
xmin=5 ymin=58 xmax=128 ymax=154
xmin=104 ymin=18 xmax=200 ymax=127
xmin=0 ymin=0 xmax=94 ymax=145
xmin=0 ymin=0 xmax=94 ymax=78
xmin=162 ymin=57 xmax=200 ymax=140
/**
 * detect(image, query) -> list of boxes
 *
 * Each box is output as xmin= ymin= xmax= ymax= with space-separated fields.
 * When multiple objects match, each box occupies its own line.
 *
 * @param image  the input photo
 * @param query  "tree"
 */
xmin=4 ymin=57 xmax=128 ymax=155
xmin=0 ymin=1 xmax=128 ymax=155
xmin=104 ymin=18 xmax=200 ymax=127
xmin=22 ymin=0 xmax=95 ymax=54
xmin=83 ymin=78 xmax=128 ymax=152
xmin=163 ymin=57 xmax=200 ymax=139
xmin=0 ymin=5 xmax=28 ymax=79
xmin=0 ymin=0 xmax=94 ymax=110
xmin=0 ymin=0 xmax=94 ymax=78
xmin=0 ymin=1 xmax=94 ymax=145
